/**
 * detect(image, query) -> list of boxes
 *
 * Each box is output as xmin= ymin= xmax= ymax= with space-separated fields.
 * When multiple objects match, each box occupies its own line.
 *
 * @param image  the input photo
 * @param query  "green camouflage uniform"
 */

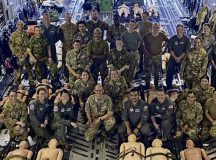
xmin=85 ymin=94 xmax=116 ymax=141
xmin=52 ymin=100 xmax=78 ymax=144
xmin=73 ymin=78 xmax=95 ymax=122
xmin=66 ymin=49 xmax=89 ymax=85
xmin=104 ymin=76 xmax=128 ymax=113
xmin=193 ymin=85 xmax=214 ymax=106
xmin=108 ymin=48 xmax=130 ymax=82
xmin=3 ymin=100 xmax=28 ymax=141
xmin=176 ymin=100 xmax=203 ymax=140
xmin=60 ymin=23 xmax=77 ymax=62
xmin=73 ymin=78 xmax=95 ymax=103
xmin=201 ymin=98 xmax=216 ymax=140
xmin=175 ymin=88 xmax=190 ymax=105
xmin=181 ymin=48 xmax=208 ymax=89
xmin=106 ymin=24 xmax=127 ymax=48
xmin=9 ymin=30 xmax=29 ymax=84
xmin=29 ymin=98 xmax=51 ymax=139
xmin=27 ymin=35 xmax=49 ymax=81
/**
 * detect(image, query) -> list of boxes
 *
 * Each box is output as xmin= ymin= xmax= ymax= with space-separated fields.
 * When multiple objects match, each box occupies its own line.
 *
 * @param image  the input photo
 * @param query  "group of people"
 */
xmin=0 ymin=7 xmax=216 ymax=159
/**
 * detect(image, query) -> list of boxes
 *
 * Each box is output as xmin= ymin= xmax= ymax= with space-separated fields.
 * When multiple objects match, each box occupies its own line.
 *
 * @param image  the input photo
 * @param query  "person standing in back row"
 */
xmin=121 ymin=19 xmax=142 ymax=82
xmin=166 ymin=24 xmax=190 ymax=90
xmin=143 ymin=23 xmax=168 ymax=89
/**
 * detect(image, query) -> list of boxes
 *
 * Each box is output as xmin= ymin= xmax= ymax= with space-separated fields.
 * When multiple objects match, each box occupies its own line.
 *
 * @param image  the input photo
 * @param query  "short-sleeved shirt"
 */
xmin=85 ymin=94 xmax=113 ymax=118
xmin=137 ymin=20 xmax=153 ymax=38
xmin=168 ymin=35 xmax=190 ymax=57
xmin=144 ymin=32 xmax=168 ymax=56
xmin=121 ymin=31 xmax=142 ymax=50
xmin=205 ymin=98 xmax=216 ymax=120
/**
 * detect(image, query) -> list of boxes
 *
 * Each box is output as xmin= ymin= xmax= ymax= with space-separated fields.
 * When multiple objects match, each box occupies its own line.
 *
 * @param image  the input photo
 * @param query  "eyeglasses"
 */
xmin=95 ymin=90 xmax=103 ymax=92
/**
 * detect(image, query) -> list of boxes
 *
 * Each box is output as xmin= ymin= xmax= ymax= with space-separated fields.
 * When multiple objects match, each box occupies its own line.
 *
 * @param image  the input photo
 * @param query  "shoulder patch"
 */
xmin=169 ymin=105 xmax=173 ymax=109
xmin=53 ymin=106 xmax=58 ymax=112
xmin=30 ymin=104 xmax=34 ymax=110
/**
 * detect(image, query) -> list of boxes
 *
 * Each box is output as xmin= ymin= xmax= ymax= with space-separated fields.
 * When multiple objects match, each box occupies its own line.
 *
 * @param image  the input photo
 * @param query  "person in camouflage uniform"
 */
xmin=107 ymin=37 xmax=130 ymax=83
xmin=41 ymin=13 xmax=59 ymax=81
xmin=193 ymin=77 xmax=214 ymax=106
xmin=86 ymin=9 xmax=108 ymax=37
xmin=180 ymin=37 xmax=208 ymax=89
xmin=73 ymin=70 xmax=95 ymax=123
xmin=106 ymin=16 xmax=127 ymax=49
xmin=175 ymin=88 xmax=191 ymax=106
xmin=104 ymin=68 xmax=128 ymax=116
xmin=176 ymin=91 xmax=203 ymax=140
xmin=197 ymin=23 xmax=215 ymax=56
xmin=29 ymin=87 xmax=51 ymax=139
xmin=87 ymin=28 xmax=109 ymax=81
xmin=52 ymin=89 xmax=78 ymax=145
xmin=60 ymin=13 xmax=77 ymax=64
xmin=73 ymin=21 xmax=92 ymax=50
xmin=3 ymin=91 xmax=28 ymax=141
xmin=9 ymin=20 xmax=30 ymax=84
xmin=201 ymin=90 xmax=216 ymax=140
xmin=66 ymin=40 xmax=89 ymax=85
xmin=85 ymin=84 xmax=116 ymax=142
xmin=27 ymin=26 xmax=51 ymax=82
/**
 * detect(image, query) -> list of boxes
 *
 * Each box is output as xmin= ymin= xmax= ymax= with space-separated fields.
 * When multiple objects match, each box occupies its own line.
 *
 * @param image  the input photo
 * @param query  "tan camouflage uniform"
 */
xmin=180 ymin=48 xmax=208 ymax=89
xmin=3 ymin=100 xmax=28 ymax=141
xmin=176 ymin=100 xmax=203 ymax=140
xmin=66 ymin=49 xmax=89 ymax=85
xmin=84 ymin=94 xmax=115 ymax=141
xmin=9 ymin=30 xmax=29 ymax=84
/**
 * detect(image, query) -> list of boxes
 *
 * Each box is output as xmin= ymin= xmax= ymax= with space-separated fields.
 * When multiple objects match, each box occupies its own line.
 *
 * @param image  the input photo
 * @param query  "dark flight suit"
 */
xmin=118 ymin=99 xmax=150 ymax=136
xmin=52 ymin=100 xmax=78 ymax=144
xmin=149 ymin=97 xmax=175 ymax=138
xmin=29 ymin=98 xmax=51 ymax=139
